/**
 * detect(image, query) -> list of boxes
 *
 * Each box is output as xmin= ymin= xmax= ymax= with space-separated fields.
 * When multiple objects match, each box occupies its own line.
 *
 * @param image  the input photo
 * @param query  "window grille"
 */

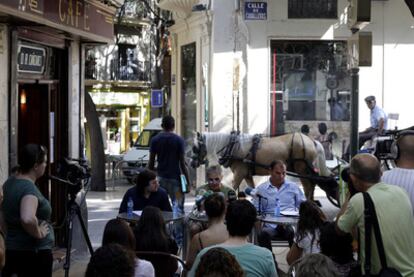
xmin=288 ymin=0 xmax=337 ymax=19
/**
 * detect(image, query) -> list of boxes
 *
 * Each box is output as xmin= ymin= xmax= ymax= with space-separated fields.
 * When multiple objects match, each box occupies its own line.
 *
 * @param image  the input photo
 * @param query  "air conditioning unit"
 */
xmin=348 ymin=31 xmax=372 ymax=68
xmin=347 ymin=0 xmax=371 ymax=31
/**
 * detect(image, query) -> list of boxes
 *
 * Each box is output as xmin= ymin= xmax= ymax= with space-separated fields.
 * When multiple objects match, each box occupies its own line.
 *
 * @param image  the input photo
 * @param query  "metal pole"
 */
xmin=350 ymin=67 xmax=360 ymax=158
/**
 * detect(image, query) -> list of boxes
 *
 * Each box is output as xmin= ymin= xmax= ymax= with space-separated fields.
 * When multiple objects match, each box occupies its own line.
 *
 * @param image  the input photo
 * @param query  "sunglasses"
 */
xmin=208 ymin=177 xmax=221 ymax=183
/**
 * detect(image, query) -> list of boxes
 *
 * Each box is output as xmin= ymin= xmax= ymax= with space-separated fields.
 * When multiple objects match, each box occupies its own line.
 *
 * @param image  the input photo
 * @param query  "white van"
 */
xmin=122 ymin=118 xmax=162 ymax=177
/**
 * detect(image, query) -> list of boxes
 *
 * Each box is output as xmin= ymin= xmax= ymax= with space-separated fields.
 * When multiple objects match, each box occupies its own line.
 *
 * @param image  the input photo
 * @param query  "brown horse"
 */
xmin=191 ymin=132 xmax=333 ymax=201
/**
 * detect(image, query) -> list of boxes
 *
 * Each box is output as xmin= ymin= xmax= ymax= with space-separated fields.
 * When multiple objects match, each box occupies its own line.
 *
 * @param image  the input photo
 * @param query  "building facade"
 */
xmin=0 ymin=0 xmax=116 ymax=244
xmin=161 ymin=0 xmax=414 ymax=145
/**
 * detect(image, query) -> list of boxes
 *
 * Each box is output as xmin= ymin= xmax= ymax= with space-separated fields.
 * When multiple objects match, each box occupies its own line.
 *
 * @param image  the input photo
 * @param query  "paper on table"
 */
xmin=133 ymin=210 xmax=143 ymax=216
xmin=280 ymin=210 xmax=299 ymax=217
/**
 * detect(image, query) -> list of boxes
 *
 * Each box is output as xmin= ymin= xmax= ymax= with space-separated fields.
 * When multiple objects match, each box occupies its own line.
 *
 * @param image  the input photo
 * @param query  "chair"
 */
xmin=135 ymin=251 xmax=189 ymax=277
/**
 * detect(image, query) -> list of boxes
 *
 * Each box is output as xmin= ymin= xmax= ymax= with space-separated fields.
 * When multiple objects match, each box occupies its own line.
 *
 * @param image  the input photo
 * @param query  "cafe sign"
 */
xmin=0 ymin=0 xmax=115 ymax=42
xmin=17 ymin=44 xmax=46 ymax=74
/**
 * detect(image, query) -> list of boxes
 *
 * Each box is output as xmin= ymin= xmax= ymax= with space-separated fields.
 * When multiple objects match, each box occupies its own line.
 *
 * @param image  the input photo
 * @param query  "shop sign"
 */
xmin=244 ymin=2 xmax=267 ymax=20
xmin=17 ymin=44 xmax=46 ymax=74
xmin=90 ymin=92 xmax=139 ymax=106
xmin=0 ymin=0 xmax=114 ymax=42
xmin=151 ymin=89 xmax=163 ymax=108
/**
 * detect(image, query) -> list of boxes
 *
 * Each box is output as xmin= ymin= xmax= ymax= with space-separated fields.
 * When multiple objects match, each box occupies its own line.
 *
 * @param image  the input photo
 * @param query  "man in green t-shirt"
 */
xmin=190 ymin=165 xmax=235 ymax=236
xmin=195 ymin=165 xmax=235 ymax=201
xmin=336 ymin=153 xmax=414 ymax=276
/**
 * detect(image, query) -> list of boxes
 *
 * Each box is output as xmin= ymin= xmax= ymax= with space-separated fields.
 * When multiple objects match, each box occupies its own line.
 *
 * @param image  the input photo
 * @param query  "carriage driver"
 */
xmin=344 ymin=95 xmax=388 ymax=161
xmin=359 ymin=95 xmax=388 ymax=147
xmin=254 ymin=160 xmax=306 ymax=249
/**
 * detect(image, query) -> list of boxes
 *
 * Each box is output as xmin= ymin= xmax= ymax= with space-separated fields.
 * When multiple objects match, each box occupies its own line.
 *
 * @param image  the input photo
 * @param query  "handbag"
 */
xmin=362 ymin=193 xmax=402 ymax=277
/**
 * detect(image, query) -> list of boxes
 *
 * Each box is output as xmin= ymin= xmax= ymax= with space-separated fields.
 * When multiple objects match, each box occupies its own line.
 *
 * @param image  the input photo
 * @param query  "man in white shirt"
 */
xmin=359 ymin=95 xmax=388 ymax=146
xmin=382 ymin=130 xmax=414 ymax=214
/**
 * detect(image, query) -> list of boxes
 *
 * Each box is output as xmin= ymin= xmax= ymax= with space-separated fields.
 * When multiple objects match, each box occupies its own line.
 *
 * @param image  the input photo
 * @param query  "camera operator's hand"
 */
xmin=37 ymin=221 xmax=50 ymax=239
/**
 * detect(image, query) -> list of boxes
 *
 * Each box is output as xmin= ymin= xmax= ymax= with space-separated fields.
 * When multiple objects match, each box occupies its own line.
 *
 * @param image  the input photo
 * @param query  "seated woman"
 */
xmin=319 ymin=222 xmax=359 ymax=277
xmin=102 ymin=218 xmax=155 ymax=277
xmin=134 ymin=206 xmax=178 ymax=277
xmin=119 ymin=169 xmax=172 ymax=213
xmin=186 ymin=193 xmax=229 ymax=269
xmin=195 ymin=247 xmax=244 ymax=277
xmin=287 ymin=201 xmax=326 ymax=265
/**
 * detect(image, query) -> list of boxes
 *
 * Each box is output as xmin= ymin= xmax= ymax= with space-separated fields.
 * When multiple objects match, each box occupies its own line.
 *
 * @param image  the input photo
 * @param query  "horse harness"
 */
xmin=215 ymin=132 xmax=332 ymax=185
xmin=286 ymin=133 xmax=317 ymax=179
xmin=218 ymin=133 xmax=268 ymax=175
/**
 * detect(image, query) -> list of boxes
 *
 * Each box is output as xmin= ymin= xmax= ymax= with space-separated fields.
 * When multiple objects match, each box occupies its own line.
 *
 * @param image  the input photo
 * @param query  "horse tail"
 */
xmin=314 ymin=140 xmax=332 ymax=177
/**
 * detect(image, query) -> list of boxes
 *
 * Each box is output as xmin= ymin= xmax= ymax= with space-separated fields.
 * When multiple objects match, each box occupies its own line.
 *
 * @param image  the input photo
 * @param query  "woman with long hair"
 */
xmin=287 ymin=200 xmax=326 ymax=265
xmin=186 ymin=193 xmax=228 ymax=268
xmin=134 ymin=206 xmax=178 ymax=277
xmin=119 ymin=169 xmax=171 ymax=213
xmin=2 ymin=144 xmax=54 ymax=277
xmin=102 ymin=218 xmax=155 ymax=277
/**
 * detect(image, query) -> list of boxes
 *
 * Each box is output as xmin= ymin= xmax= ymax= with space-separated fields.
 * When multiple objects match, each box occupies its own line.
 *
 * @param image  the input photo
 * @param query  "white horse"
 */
xmin=191 ymin=132 xmax=335 ymax=202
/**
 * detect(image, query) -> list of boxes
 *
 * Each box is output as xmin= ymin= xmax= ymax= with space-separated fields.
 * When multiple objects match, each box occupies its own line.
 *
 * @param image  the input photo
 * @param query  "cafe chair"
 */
xmin=135 ymin=251 xmax=189 ymax=277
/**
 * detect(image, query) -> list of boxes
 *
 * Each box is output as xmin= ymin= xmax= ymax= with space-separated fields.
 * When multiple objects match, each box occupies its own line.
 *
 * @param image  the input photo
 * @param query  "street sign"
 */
xmin=244 ymin=2 xmax=267 ymax=20
xmin=151 ymin=89 xmax=163 ymax=108
xmin=17 ymin=44 xmax=46 ymax=74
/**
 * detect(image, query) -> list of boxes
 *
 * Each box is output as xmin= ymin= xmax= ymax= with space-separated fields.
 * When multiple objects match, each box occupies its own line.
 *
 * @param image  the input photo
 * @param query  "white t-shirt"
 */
xmin=382 ymin=168 xmax=414 ymax=215
xmin=135 ymin=258 xmax=155 ymax=277
xmin=294 ymin=230 xmax=321 ymax=255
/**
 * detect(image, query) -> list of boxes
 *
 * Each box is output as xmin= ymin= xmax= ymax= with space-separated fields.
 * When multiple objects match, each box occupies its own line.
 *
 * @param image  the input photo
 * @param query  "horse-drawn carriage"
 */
xmin=190 ymin=128 xmax=412 ymax=207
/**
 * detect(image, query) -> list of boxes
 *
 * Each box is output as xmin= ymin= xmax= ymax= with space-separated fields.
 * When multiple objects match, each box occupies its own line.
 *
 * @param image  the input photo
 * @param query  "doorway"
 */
xmin=18 ymin=83 xmax=50 ymax=195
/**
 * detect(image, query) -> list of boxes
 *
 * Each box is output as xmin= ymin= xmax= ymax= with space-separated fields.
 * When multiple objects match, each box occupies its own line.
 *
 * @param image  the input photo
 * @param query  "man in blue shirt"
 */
xmin=344 ymin=95 xmax=388 ymax=161
xmin=359 ymin=95 xmax=388 ymax=147
xmin=148 ymin=115 xmax=189 ymax=245
xmin=253 ymin=160 xmax=305 ymax=248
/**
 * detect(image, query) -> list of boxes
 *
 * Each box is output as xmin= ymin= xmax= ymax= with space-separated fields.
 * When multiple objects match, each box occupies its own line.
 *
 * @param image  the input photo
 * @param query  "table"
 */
xmin=117 ymin=211 xmax=185 ymax=224
xmin=257 ymin=214 xmax=299 ymax=226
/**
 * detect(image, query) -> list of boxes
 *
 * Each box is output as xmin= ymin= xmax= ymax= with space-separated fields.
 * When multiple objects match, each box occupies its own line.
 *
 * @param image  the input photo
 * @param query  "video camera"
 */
xmin=341 ymin=167 xmax=359 ymax=197
xmin=56 ymin=157 xmax=91 ymax=195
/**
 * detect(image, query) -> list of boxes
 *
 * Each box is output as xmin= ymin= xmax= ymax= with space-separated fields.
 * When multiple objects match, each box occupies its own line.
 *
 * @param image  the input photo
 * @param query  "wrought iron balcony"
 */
xmin=158 ymin=0 xmax=200 ymax=18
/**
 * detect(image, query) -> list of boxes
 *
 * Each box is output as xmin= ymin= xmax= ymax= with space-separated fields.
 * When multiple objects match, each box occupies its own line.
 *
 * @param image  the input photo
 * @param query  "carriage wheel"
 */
xmin=326 ymin=193 xmax=340 ymax=208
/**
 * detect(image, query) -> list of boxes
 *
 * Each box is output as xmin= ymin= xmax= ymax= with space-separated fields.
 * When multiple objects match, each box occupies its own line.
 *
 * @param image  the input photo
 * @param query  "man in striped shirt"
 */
xmin=382 ymin=131 xmax=414 ymax=215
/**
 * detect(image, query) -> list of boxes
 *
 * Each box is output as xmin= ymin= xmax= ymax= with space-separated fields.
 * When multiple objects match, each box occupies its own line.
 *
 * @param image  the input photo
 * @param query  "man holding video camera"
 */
xmin=336 ymin=153 xmax=414 ymax=276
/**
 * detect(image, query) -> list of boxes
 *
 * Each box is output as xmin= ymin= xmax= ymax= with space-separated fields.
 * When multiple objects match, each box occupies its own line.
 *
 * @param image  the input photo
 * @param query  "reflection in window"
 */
xmin=288 ymin=0 xmax=337 ymax=19
xmin=270 ymin=40 xmax=350 ymax=134
xmin=181 ymin=43 xmax=197 ymax=140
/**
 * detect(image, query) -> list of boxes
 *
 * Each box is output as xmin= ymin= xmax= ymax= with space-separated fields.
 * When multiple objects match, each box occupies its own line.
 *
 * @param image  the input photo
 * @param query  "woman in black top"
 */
xmin=119 ymin=169 xmax=172 ymax=213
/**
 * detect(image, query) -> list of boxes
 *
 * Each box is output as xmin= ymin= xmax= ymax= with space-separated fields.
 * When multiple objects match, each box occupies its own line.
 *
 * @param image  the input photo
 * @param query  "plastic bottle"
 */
xmin=173 ymin=201 xmax=179 ymax=218
xmin=127 ymin=197 xmax=134 ymax=218
xmin=274 ymin=198 xmax=281 ymax=216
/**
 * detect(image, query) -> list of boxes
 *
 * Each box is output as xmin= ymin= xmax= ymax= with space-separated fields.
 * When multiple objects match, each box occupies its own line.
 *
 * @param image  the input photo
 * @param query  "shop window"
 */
xmin=288 ymin=0 xmax=337 ymax=19
xmin=269 ymin=40 xmax=350 ymax=135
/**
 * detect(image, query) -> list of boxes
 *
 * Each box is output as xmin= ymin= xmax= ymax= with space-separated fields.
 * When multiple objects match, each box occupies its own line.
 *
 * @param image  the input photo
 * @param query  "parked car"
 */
xmin=122 ymin=118 xmax=162 ymax=180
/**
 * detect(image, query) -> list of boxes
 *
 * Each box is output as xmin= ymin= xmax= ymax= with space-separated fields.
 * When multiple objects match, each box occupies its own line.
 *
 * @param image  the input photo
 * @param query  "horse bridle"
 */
xmin=191 ymin=132 xmax=208 ymax=168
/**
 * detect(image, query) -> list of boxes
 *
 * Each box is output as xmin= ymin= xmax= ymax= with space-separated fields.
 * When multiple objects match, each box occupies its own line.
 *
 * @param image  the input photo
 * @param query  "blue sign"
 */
xmin=245 ymin=2 xmax=267 ymax=20
xmin=151 ymin=89 xmax=163 ymax=108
